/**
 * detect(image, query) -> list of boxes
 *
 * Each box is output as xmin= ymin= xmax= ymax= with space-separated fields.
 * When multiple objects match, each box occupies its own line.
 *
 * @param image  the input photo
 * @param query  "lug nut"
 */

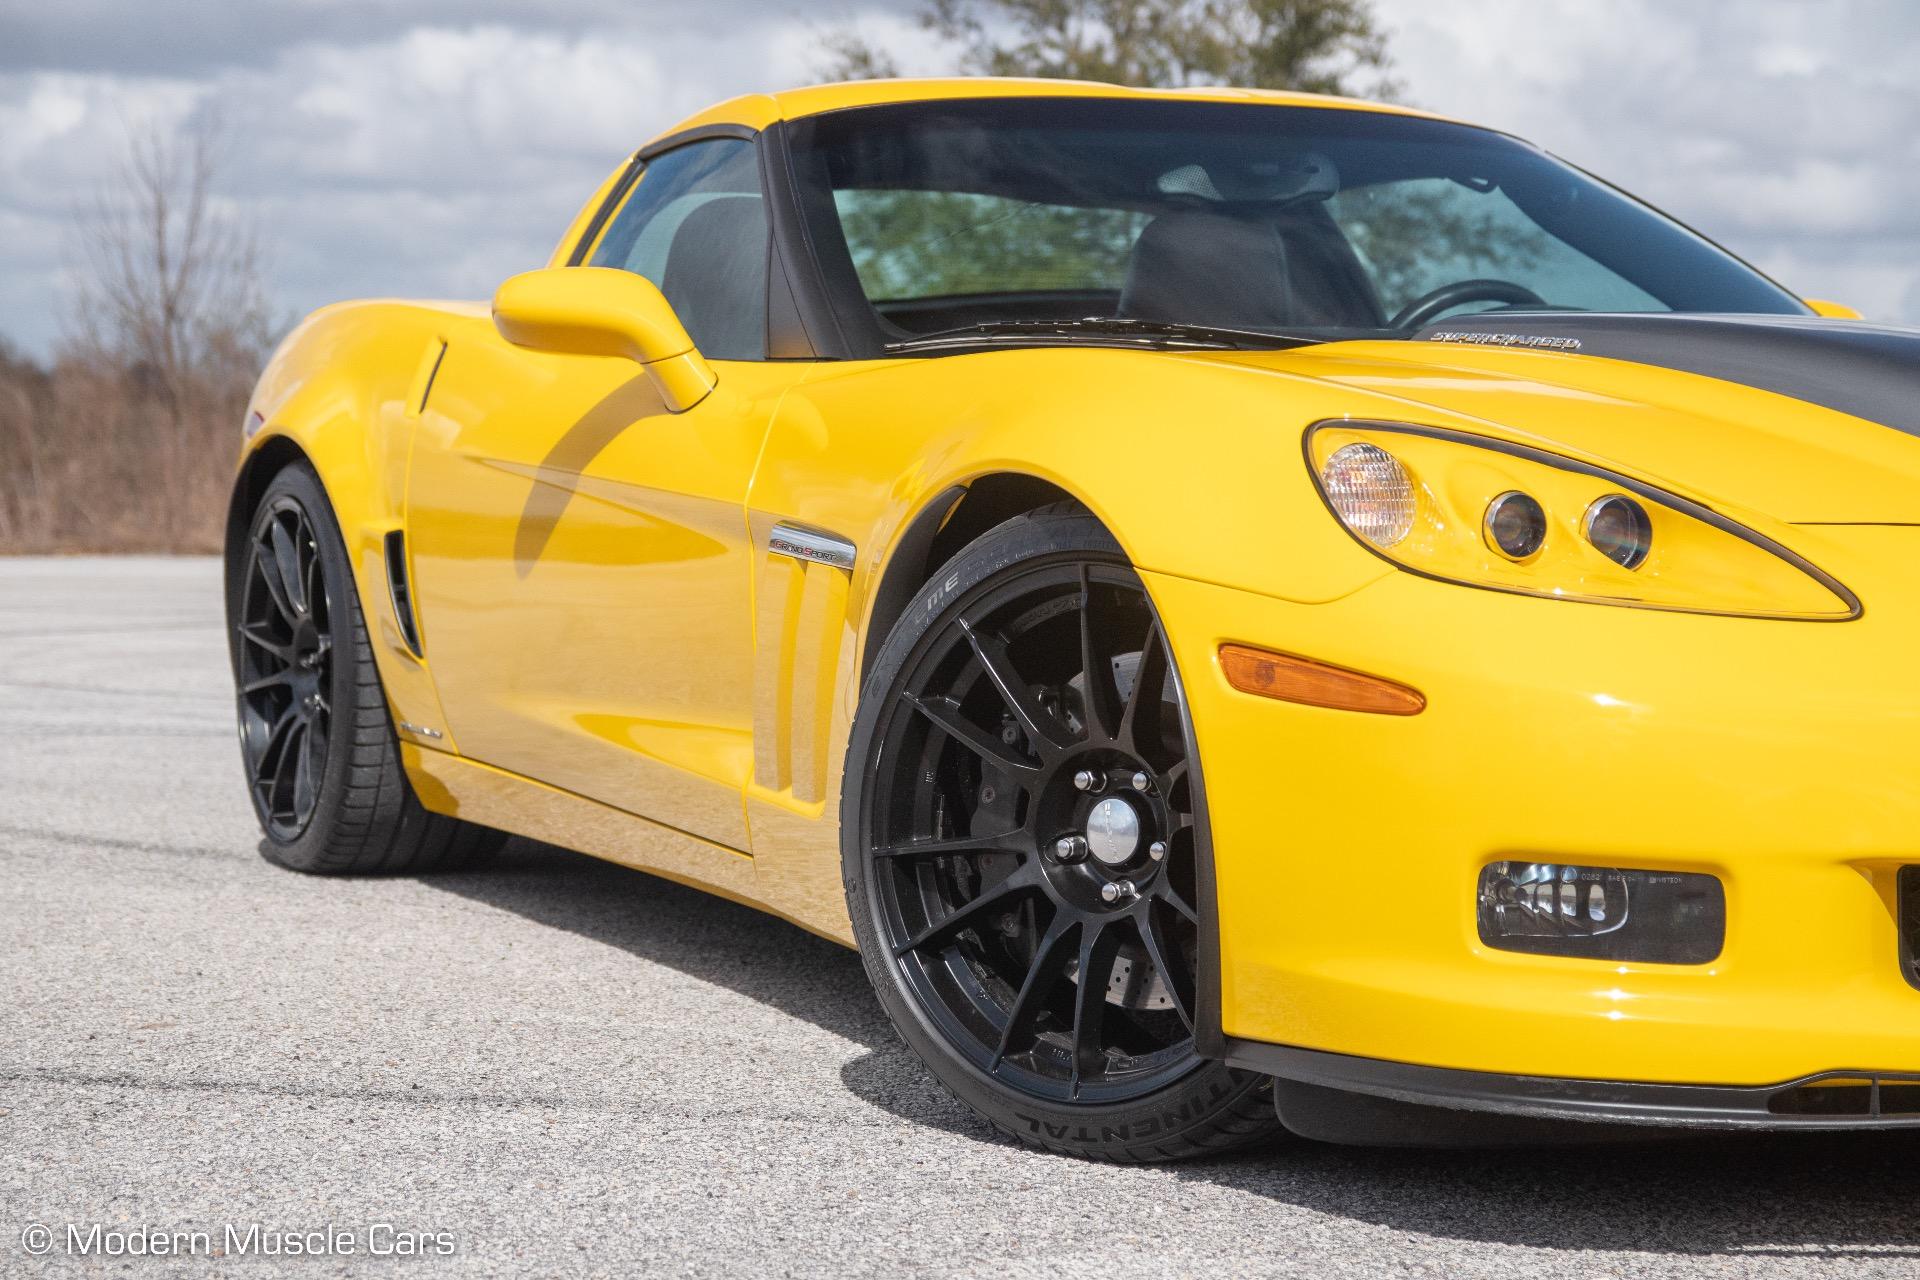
xmin=1130 ymin=771 xmax=1152 ymax=792
xmin=1100 ymin=879 xmax=1138 ymax=904
xmin=1148 ymin=840 xmax=1168 ymax=862
xmin=1053 ymin=835 xmax=1088 ymax=863
xmin=1073 ymin=769 xmax=1106 ymax=793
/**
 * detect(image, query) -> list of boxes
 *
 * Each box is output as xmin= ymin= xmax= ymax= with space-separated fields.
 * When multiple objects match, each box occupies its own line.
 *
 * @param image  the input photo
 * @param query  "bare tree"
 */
xmin=69 ymin=113 xmax=270 ymax=407
xmin=18 ymin=112 xmax=278 ymax=550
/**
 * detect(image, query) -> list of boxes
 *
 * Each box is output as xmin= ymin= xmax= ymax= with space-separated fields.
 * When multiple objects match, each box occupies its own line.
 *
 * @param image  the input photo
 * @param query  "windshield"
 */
xmin=784 ymin=98 xmax=1807 ymax=350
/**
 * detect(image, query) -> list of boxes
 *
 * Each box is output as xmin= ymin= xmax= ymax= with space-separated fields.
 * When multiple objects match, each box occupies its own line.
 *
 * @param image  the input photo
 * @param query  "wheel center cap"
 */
xmin=1085 ymin=796 xmax=1141 ymax=867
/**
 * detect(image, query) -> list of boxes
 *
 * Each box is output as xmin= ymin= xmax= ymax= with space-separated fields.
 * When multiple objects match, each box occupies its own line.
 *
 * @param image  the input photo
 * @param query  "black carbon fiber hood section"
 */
xmin=1413 ymin=313 xmax=1920 ymax=438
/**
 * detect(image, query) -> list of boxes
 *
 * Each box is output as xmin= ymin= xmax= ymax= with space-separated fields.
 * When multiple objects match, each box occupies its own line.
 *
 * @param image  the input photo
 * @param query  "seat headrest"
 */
xmin=661 ymin=195 xmax=767 ymax=360
xmin=1119 ymin=208 xmax=1380 ymax=330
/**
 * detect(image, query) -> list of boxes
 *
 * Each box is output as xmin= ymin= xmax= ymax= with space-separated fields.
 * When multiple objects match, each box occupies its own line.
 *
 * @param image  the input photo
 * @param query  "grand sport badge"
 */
xmin=1427 ymin=330 xmax=1584 ymax=351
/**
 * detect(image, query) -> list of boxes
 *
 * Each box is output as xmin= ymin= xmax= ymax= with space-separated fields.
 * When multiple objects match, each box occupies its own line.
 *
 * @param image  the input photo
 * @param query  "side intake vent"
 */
xmin=1901 ymin=867 xmax=1920 ymax=991
xmin=384 ymin=529 xmax=424 ymax=658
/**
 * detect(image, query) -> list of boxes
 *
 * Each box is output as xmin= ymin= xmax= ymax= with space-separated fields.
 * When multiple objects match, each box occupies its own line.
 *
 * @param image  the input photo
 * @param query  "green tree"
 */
xmin=815 ymin=0 xmax=1395 ymax=98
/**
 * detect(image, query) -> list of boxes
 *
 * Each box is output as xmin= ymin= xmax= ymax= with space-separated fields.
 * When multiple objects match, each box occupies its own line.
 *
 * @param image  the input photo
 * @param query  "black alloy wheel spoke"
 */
xmin=990 ymin=916 xmax=1076 ymax=1071
xmin=1161 ymin=758 xmax=1189 ymax=798
xmin=960 ymin=618 xmax=1072 ymax=755
xmin=302 ymin=535 xmax=322 ymax=624
xmin=286 ymin=721 xmax=312 ymax=809
xmin=254 ymin=531 xmax=297 ymax=627
xmin=1157 ymin=881 xmax=1200 ymax=924
xmin=903 ymin=692 xmax=1042 ymax=777
xmin=307 ymin=713 xmax=327 ymax=770
xmin=239 ymin=623 xmax=295 ymax=664
xmin=268 ymin=517 xmax=308 ymax=619
xmin=872 ymin=557 xmax=1206 ymax=1104
xmin=870 ymin=830 xmax=1030 ymax=859
xmin=1135 ymin=905 xmax=1197 ymax=1032
xmin=262 ymin=704 xmax=300 ymax=767
xmin=291 ymin=721 xmax=317 ymax=818
xmin=241 ymin=669 xmax=294 ymax=695
xmin=255 ymin=708 xmax=300 ymax=818
xmin=892 ymin=864 xmax=1041 ymax=958
xmin=1116 ymin=622 xmax=1169 ymax=755
xmin=1069 ymin=920 xmax=1124 ymax=1095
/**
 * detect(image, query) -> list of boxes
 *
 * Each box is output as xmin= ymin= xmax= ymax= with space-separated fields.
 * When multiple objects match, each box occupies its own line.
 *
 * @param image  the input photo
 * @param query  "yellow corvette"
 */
xmin=226 ymin=77 xmax=1920 ymax=1157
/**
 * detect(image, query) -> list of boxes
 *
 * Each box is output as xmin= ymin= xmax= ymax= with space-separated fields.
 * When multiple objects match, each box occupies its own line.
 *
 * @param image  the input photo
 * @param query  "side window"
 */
xmin=587 ymin=138 xmax=768 ymax=360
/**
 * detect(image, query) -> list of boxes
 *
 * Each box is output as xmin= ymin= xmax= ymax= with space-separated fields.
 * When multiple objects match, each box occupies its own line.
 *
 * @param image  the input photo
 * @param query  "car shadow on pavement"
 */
xmin=428 ymin=838 xmax=1920 ymax=1261
xmin=424 ymin=837 xmax=890 ymax=1047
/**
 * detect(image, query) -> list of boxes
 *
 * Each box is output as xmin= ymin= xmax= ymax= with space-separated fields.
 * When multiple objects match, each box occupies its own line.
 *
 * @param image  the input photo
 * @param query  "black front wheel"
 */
xmin=843 ymin=504 xmax=1280 ymax=1161
xmin=229 ymin=461 xmax=500 ymax=873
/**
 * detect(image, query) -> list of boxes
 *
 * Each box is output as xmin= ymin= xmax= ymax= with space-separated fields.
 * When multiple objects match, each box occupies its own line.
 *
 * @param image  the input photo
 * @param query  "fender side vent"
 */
xmin=1901 ymin=866 xmax=1920 ymax=992
xmin=384 ymin=529 xmax=424 ymax=658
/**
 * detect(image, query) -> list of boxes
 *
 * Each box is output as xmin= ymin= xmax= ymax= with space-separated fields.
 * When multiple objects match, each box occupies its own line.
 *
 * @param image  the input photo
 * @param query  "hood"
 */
xmin=1219 ymin=313 xmax=1920 ymax=524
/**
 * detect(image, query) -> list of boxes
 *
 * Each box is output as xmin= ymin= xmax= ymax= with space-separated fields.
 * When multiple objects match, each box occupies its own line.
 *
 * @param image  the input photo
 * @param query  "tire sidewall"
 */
xmin=841 ymin=509 xmax=1265 ymax=1157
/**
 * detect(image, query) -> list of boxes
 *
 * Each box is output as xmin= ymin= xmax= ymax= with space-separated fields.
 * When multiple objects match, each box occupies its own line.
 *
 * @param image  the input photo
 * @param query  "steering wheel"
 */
xmin=1390 ymin=279 xmax=1547 ymax=330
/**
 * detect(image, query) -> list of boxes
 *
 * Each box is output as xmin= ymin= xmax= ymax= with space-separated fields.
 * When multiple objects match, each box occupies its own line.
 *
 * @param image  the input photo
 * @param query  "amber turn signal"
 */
xmin=1218 ymin=644 xmax=1425 ymax=716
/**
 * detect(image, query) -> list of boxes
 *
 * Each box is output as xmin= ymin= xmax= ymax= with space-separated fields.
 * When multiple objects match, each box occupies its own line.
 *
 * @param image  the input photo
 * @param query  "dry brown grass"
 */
xmin=0 ymin=341 xmax=250 ymax=553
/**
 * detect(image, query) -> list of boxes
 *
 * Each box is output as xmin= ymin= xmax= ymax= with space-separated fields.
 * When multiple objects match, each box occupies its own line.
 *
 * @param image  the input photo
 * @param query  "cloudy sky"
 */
xmin=2 ymin=0 xmax=1916 ymax=360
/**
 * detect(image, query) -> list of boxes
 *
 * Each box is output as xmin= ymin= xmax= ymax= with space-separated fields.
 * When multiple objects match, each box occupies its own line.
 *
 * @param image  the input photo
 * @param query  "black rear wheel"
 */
xmin=229 ymin=462 xmax=500 ymax=874
xmin=844 ymin=505 xmax=1280 ymax=1160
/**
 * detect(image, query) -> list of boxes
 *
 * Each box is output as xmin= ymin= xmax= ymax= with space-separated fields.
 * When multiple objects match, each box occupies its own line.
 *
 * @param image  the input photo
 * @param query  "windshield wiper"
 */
xmin=883 ymin=316 xmax=1318 ymax=353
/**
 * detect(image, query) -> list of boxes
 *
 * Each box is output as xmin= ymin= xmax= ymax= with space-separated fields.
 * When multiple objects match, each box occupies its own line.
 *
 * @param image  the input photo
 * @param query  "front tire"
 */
xmin=229 ymin=462 xmax=500 ymax=874
xmin=843 ymin=505 xmax=1280 ymax=1161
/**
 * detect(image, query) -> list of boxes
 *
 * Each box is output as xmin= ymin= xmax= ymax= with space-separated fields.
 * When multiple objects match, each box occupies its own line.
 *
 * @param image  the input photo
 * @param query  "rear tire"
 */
xmin=229 ymin=461 xmax=501 ymax=874
xmin=842 ymin=504 xmax=1281 ymax=1161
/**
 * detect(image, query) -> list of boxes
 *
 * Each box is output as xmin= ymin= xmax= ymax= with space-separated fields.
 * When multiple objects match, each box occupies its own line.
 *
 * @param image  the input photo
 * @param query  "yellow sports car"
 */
xmin=226 ymin=77 xmax=1920 ymax=1158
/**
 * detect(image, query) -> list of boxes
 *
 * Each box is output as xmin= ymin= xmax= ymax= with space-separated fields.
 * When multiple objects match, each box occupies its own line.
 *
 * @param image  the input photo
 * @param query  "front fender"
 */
xmin=235 ymin=300 xmax=481 ymax=750
xmin=738 ymin=345 xmax=1415 ymax=939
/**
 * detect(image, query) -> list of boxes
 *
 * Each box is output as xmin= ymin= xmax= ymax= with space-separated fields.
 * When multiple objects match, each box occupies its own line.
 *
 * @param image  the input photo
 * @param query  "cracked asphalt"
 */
xmin=5 ymin=556 xmax=1920 ymax=1278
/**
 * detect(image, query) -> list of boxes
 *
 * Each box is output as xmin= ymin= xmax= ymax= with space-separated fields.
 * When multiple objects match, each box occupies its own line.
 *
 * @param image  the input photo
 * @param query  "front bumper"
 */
xmin=1145 ymin=523 xmax=1920 ymax=1096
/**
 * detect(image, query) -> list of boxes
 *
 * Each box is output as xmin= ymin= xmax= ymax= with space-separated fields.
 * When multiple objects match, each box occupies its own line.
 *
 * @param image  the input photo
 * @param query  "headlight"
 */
xmin=1321 ymin=442 xmax=1414 ymax=547
xmin=1307 ymin=421 xmax=1857 ymax=620
xmin=1583 ymin=494 xmax=1652 ymax=569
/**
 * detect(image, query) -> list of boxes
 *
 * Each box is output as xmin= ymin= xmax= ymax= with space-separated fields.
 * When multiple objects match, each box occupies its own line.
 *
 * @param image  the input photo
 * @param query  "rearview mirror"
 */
xmin=492 ymin=267 xmax=716 ymax=412
xmin=1804 ymin=298 xmax=1863 ymax=320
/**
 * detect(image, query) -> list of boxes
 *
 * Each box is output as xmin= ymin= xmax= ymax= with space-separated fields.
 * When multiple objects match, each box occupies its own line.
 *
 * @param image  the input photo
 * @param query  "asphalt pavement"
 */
xmin=5 ymin=556 xmax=1920 ymax=1278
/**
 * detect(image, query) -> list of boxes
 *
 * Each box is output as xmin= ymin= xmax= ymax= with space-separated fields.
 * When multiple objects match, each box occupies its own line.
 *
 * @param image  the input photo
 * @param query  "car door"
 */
xmin=404 ymin=137 xmax=804 ymax=850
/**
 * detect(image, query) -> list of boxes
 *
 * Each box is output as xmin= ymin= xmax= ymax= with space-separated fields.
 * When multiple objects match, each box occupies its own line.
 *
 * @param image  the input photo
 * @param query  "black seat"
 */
xmin=1119 ymin=208 xmax=1382 ymax=329
xmin=660 ymin=195 xmax=768 ymax=360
